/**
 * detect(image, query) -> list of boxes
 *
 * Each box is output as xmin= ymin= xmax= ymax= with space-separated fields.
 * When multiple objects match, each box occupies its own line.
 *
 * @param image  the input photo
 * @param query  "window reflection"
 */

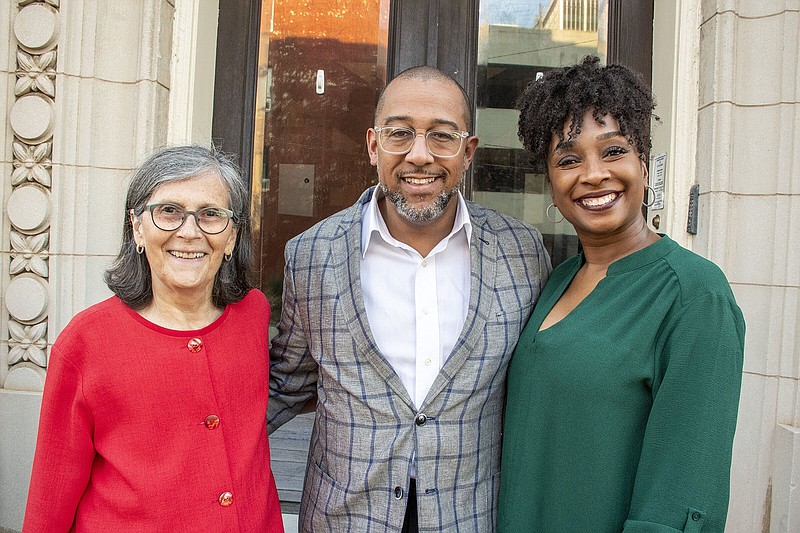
xmin=252 ymin=0 xmax=390 ymax=308
xmin=253 ymin=1 xmax=390 ymax=510
xmin=473 ymin=0 xmax=608 ymax=266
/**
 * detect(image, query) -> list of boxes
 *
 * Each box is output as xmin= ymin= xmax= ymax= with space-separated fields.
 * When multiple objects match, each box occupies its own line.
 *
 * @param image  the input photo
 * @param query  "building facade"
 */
xmin=1 ymin=0 xmax=798 ymax=531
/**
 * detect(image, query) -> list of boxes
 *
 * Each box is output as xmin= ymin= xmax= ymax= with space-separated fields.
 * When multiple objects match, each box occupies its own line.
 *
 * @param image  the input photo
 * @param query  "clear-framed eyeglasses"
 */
xmin=374 ymin=126 xmax=470 ymax=158
xmin=142 ymin=203 xmax=235 ymax=235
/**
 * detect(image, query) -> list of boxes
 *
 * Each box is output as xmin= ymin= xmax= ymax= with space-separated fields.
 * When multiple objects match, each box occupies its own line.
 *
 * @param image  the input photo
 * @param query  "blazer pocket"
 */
xmin=303 ymin=461 xmax=346 ymax=530
xmin=494 ymin=302 xmax=534 ymax=321
xmin=476 ymin=304 xmax=534 ymax=359
xmin=454 ymin=471 xmax=501 ymax=531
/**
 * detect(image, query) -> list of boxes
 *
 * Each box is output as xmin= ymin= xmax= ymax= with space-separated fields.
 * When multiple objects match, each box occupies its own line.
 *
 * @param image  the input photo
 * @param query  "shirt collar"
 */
xmin=362 ymin=186 xmax=472 ymax=257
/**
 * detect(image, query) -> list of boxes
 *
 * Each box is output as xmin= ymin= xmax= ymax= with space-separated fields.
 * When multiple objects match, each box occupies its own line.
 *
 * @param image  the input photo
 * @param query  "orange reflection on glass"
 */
xmin=252 ymin=0 xmax=390 ymax=307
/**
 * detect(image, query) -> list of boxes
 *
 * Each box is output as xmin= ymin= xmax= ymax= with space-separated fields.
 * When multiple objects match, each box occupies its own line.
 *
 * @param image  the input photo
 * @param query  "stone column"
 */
xmin=696 ymin=1 xmax=800 ymax=531
xmin=1 ymin=1 xmax=174 ymax=528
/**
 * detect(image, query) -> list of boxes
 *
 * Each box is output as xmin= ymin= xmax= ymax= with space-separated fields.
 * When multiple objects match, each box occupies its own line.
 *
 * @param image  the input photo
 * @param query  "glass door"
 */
xmin=252 ymin=0 xmax=391 ymax=306
xmin=471 ymin=0 xmax=609 ymax=266
xmin=251 ymin=0 xmax=390 ymax=510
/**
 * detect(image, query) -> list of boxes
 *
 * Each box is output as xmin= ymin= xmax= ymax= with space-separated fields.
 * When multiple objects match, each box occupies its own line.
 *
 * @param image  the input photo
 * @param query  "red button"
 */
xmin=187 ymin=338 xmax=203 ymax=352
xmin=219 ymin=491 xmax=233 ymax=506
xmin=204 ymin=415 xmax=220 ymax=429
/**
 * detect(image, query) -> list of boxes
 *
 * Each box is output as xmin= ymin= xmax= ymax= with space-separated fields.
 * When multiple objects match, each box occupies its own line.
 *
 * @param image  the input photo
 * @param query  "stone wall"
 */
xmin=695 ymin=1 xmax=800 ymax=531
xmin=0 ymin=1 xmax=175 ymax=529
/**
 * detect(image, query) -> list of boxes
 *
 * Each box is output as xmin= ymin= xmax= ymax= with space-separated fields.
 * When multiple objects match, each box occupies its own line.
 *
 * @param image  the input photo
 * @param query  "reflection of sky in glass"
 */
xmin=479 ymin=0 xmax=551 ymax=27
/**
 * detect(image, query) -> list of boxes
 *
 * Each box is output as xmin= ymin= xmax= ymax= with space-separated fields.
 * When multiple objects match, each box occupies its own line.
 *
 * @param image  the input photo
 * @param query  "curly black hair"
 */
xmin=517 ymin=56 xmax=657 ymax=175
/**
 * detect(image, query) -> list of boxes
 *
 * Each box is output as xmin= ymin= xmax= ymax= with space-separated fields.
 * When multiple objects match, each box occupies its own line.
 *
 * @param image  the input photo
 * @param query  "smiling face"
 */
xmin=367 ymin=76 xmax=478 ymax=229
xmin=547 ymin=110 xmax=648 ymax=243
xmin=131 ymin=172 xmax=237 ymax=304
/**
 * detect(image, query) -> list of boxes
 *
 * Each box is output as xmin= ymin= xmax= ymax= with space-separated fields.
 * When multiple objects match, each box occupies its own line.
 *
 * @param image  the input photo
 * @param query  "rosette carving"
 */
xmin=8 ymin=320 xmax=48 ymax=368
xmin=19 ymin=0 xmax=59 ymax=7
xmin=10 ymin=231 xmax=49 ymax=277
xmin=12 ymin=141 xmax=52 ymax=186
xmin=6 ymin=0 xmax=60 ymax=386
xmin=16 ymin=50 xmax=56 ymax=97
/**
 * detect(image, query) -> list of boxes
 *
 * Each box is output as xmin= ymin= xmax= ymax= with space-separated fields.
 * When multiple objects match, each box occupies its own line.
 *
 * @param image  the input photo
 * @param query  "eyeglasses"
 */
xmin=143 ymin=203 xmax=234 ymax=235
xmin=374 ymin=126 xmax=470 ymax=158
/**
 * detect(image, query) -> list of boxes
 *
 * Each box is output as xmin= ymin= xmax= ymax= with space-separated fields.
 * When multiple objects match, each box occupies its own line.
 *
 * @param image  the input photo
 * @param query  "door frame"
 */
xmin=212 ymin=0 xmax=654 ymax=204
xmin=212 ymin=0 xmax=262 ymax=187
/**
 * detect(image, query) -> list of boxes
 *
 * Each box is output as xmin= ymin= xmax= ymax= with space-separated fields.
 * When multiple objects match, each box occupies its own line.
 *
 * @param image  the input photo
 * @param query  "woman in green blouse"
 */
xmin=497 ymin=56 xmax=745 ymax=532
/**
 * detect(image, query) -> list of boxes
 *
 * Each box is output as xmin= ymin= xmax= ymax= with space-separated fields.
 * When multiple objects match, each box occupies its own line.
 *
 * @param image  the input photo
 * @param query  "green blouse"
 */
xmin=497 ymin=236 xmax=744 ymax=532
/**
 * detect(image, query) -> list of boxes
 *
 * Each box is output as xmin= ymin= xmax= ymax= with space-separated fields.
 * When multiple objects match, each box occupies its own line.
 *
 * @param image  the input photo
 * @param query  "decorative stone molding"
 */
xmin=13 ymin=3 xmax=60 ymax=54
xmin=9 ymin=94 xmax=56 ymax=144
xmin=5 ymin=275 xmax=49 ymax=326
xmin=7 ymin=185 xmax=52 ymax=235
xmin=8 ymin=321 xmax=47 ymax=368
xmin=10 ymin=231 xmax=49 ymax=277
xmin=4 ymin=0 xmax=60 ymax=391
xmin=11 ymin=141 xmax=52 ymax=187
xmin=19 ymin=0 xmax=59 ymax=7
xmin=15 ymin=50 xmax=56 ymax=97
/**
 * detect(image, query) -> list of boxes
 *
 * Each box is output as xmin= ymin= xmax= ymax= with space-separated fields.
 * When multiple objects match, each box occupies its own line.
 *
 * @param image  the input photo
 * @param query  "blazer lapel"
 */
xmin=422 ymin=205 xmax=496 ymax=406
xmin=331 ymin=189 xmax=415 ymax=409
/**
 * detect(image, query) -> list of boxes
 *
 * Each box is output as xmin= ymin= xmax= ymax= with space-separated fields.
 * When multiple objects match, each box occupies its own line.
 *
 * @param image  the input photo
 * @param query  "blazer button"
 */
xmin=218 ymin=491 xmax=233 ymax=506
xmin=415 ymin=413 xmax=427 ymax=426
xmin=204 ymin=415 xmax=220 ymax=429
xmin=187 ymin=337 xmax=203 ymax=353
xmin=394 ymin=486 xmax=403 ymax=499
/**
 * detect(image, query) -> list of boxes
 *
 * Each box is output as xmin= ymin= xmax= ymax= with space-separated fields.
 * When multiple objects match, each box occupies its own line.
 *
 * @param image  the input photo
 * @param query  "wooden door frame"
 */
xmin=212 ymin=0 xmax=654 ymax=193
xmin=387 ymin=0 xmax=480 ymax=94
xmin=608 ymin=0 xmax=654 ymax=86
xmin=212 ymin=0 xmax=262 ymax=188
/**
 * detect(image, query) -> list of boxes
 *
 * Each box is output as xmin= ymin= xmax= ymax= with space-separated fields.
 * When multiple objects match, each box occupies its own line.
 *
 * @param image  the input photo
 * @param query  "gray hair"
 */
xmin=104 ymin=145 xmax=253 ymax=309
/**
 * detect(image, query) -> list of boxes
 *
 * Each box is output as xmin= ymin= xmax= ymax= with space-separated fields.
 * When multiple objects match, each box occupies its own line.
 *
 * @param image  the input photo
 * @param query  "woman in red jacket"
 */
xmin=24 ymin=145 xmax=284 ymax=532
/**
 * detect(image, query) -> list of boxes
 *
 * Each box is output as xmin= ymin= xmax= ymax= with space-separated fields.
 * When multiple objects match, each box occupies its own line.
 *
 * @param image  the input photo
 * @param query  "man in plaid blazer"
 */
xmin=268 ymin=67 xmax=551 ymax=532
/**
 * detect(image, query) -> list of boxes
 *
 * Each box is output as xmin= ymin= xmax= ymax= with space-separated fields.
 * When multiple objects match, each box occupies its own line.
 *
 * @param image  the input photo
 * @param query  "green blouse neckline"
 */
xmin=529 ymin=235 xmax=678 ymax=335
xmin=575 ymin=233 xmax=676 ymax=276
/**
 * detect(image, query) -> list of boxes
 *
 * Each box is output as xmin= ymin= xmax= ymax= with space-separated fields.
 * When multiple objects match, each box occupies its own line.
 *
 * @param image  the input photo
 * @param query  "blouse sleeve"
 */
xmin=23 ymin=343 xmax=95 ymax=532
xmin=623 ymin=292 xmax=745 ymax=533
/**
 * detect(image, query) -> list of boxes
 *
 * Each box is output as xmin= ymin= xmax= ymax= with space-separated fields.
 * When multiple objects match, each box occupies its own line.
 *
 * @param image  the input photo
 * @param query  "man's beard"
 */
xmin=379 ymin=182 xmax=456 ymax=223
xmin=378 ymin=167 xmax=464 ymax=223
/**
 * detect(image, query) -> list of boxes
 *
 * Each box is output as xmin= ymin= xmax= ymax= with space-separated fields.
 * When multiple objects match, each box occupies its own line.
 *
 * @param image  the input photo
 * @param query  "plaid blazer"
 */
xmin=268 ymin=187 xmax=551 ymax=532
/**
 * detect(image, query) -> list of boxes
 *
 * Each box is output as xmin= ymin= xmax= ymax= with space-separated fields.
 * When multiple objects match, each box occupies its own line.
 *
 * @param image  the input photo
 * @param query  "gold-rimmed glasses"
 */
xmin=374 ymin=126 xmax=470 ymax=158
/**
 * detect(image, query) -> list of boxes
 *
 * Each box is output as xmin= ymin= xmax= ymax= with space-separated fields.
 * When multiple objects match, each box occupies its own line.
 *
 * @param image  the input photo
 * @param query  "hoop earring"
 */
xmin=642 ymin=186 xmax=656 ymax=207
xmin=136 ymin=244 xmax=144 ymax=255
xmin=546 ymin=203 xmax=564 ymax=223
xmin=224 ymin=252 xmax=232 ymax=262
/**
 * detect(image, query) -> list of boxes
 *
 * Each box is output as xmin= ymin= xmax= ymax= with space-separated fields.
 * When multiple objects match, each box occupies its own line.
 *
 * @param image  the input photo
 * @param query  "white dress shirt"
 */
xmin=360 ymin=187 xmax=471 ymax=410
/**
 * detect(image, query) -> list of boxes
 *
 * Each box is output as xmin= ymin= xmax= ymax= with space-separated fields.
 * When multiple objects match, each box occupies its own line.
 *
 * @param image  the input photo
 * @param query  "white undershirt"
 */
xmin=360 ymin=187 xmax=471 ymax=410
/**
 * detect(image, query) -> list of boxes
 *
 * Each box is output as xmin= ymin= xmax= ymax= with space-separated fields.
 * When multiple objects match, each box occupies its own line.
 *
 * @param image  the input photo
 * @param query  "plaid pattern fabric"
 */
xmin=269 ymin=187 xmax=551 ymax=532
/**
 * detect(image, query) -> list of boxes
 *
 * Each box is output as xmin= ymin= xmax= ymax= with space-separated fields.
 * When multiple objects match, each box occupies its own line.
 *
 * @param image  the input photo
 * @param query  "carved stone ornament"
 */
xmin=5 ymin=274 xmax=49 ymax=325
xmin=8 ymin=320 xmax=48 ymax=368
xmin=7 ymin=184 xmax=51 ymax=235
xmin=13 ymin=3 xmax=60 ymax=54
xmin=16 ymin=50 xmax=56 ymax=97
xmin=9 ymin=93 xmax=55 ymax=144
xmin=8 ymin=0 xmax=60 ymax=389
xmin=10 ymin=231 xmax=49 ymax=277
xmin=19 ymin=0 xmax=59 ymax=6
xmin=12 ymin=141 xmax=52 ymax=186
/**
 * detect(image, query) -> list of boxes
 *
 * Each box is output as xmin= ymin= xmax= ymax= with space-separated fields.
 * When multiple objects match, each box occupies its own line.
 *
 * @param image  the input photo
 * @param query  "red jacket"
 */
xmin=24 ymin=290 xmax=284 ymax=532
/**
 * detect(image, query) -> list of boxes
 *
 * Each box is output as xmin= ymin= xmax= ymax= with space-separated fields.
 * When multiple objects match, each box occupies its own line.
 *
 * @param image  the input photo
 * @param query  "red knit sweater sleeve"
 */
xmin=23 ymin=342 xmax=95 ymax=532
